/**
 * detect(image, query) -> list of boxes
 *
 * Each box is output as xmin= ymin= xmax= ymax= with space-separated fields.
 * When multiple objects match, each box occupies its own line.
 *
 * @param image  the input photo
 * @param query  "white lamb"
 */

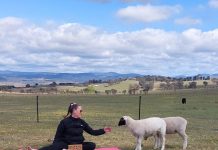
xmin=118 ymin=116 xmax=166 ymax=150
xmin=162 ymin=117 xmax=188 ymax=150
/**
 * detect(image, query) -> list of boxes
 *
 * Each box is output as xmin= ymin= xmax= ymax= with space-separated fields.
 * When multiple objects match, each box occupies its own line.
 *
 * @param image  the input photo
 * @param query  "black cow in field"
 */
xmin=182 ymin=98 xmax=186 ymax=104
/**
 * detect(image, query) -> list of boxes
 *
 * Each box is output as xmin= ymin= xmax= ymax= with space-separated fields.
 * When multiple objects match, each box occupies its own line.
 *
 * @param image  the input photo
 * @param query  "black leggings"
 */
xmin=39 ymin=141 xmax=96 ymax=150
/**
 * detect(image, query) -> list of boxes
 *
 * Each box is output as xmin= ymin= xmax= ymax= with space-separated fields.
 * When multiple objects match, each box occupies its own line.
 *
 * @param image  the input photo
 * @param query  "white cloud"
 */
xmin=0 ymin=17 xmax=24 ymax=26
xmin=1 ymin=17 xmax=218 ymax=75
xmin=209 ymin=0 xmax=218 ymax=8
xmin=117 ymin=4 xmax=181 ymax=23
xmin=175 ymin=17 xmax=202 ymax=25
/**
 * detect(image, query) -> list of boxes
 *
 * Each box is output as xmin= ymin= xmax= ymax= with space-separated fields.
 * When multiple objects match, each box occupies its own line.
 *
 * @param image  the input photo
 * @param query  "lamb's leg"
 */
xmin=160 ymin=134 xmax=165 ymax=150
xmin=178 ymin=131 xmax=188 ymax=150
xmin=157 ymin=133 xmax=162 ymax=148
xmin=153 ymin=135 xmax=158 ymax=149
xmin=135 ymin=136 xmax=143 ymax=150
xmin=154 ymin=133 xmax=161 ymax=149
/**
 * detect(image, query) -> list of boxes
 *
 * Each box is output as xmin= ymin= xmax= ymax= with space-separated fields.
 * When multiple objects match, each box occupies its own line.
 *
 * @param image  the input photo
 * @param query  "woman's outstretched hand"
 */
xmin=104 ymin=127 xmax=112 ymax=133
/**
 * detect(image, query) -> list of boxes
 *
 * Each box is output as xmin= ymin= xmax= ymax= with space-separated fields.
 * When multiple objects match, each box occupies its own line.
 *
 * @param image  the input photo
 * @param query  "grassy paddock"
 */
xmin=0 ymin=89 xmax=218 ymax=150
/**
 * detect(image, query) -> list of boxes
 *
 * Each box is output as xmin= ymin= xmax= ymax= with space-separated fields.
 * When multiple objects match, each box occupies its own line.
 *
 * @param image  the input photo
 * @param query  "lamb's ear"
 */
xmin=118 ymin=117 xmax=126 ymax=126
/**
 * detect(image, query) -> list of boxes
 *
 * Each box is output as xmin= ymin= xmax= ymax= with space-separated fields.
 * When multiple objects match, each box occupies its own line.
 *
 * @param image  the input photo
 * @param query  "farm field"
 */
xmin=56 ymin=79 xmax=217 ymax=94
xmin=57 ymin=79 xmax=139 ymax=93
xmin=0 ymin=89 xmax=218 ymax=150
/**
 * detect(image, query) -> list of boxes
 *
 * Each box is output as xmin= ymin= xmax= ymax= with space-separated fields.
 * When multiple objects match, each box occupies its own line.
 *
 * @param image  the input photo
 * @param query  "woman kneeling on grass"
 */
xmin=28 ymin=103 xmax=112 ymax=150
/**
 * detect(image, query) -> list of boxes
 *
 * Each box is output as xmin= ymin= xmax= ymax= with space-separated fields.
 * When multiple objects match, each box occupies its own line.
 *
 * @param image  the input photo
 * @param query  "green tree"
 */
xmin=122 ymin=90 xmax=127 ymax=95
xmin=26 ymin=84 xmax=31 ymax=88
xmin=189 ymin=82 xmax=197 ymax=88
xmin=111 ymin=89 xmax=117 ymax=95
xmin=105 ymin=90 xmax=111 ymax=95
xmin=203 ymin=81 xmax=208 ymax=88
xmin=83 ymin=86 xmax=95 ymax=94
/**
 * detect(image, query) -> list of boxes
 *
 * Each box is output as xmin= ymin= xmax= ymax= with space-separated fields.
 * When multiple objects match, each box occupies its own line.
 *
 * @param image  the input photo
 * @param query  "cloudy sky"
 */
xmin=1 ymin=0 xmax=218 ymax=76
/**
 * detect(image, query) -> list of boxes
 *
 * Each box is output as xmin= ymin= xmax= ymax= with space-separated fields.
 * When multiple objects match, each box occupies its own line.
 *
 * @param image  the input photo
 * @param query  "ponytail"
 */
xmin=64 ymin=103 xmax=79 ymax=118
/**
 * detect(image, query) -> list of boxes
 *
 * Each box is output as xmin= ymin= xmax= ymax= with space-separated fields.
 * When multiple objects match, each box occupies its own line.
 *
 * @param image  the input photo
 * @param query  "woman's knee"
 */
xmin=46 ymin=142 xmax=68 ymax=150
xmin=89 ymin=142 xmax=96 ymax=149
xmin=83 ymin=142 xmax=96 ymax=150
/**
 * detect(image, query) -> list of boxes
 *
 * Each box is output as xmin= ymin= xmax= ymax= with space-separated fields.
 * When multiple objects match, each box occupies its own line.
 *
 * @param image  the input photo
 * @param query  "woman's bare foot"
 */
xmin=26 ymin=146 xmax=38 ymax=150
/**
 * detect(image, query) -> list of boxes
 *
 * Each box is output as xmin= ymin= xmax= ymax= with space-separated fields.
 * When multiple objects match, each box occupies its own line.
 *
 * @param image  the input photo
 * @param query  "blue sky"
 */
xmin=1 ymin=0 xmax=217 ymax=31
xmin=0 ymin=0 xmax=218 ymax=76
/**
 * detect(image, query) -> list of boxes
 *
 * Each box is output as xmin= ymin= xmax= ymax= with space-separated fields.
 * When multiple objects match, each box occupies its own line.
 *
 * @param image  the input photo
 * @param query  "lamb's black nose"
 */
xmin=118 ymin=117 xmax=126 ymax=126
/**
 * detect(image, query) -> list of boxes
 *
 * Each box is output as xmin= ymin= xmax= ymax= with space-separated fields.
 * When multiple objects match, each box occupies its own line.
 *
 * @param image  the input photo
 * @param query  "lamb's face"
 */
xmin=118 ymin=116 xmax=127 ymax=126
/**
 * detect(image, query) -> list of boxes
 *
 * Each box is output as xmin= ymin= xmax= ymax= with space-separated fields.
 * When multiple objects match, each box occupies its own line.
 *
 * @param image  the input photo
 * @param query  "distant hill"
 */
xmin=1 ymin=70 xmax=217 ymax=86
xmin=0 ymin=76 xmax=6 ymax=81
xmin=211 ymin=74 xmax=218 ymax=78
xmin=0 ymin=70 xmax=143 ymax=84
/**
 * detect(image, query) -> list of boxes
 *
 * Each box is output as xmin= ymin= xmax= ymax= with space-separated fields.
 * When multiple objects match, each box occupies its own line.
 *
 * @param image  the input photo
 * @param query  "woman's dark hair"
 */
xmin=64 ymin=103 xmax=79 ymax=118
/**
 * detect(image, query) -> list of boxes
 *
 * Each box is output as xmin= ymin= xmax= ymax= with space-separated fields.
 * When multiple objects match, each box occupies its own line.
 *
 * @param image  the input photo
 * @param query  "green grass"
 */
xmin=1 ymin=89 xmax=218 ymax=150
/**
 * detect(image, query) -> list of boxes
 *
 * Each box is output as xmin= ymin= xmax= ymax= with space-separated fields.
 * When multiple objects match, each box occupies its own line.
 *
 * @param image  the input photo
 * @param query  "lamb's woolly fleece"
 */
xmin=119 ymin=116 xmax=166 ymax=150
xmin=163 ymin=117 xmax=188 ymax=150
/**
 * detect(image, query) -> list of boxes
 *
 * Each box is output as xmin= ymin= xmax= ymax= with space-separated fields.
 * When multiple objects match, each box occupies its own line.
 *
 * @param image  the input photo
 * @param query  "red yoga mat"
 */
xmin=95 ymin=148 xmax=121 ymax=150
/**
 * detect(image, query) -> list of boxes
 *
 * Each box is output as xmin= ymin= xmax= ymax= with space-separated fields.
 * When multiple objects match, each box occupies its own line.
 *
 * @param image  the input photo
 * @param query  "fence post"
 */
xmin=36 ymin=95 xmax=39 ymax=123
xmin=139 ymin=95 xmax=141 ymax=120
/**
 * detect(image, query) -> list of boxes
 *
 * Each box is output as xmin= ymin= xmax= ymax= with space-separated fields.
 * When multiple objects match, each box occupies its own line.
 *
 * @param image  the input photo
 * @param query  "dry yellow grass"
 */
xmin=57 ymin=79 xmax=139 ymax=93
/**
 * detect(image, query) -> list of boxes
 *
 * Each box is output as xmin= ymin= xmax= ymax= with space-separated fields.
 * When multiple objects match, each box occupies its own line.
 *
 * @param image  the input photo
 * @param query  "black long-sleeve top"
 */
xmin=53 ymin=116 xmax=105 ymax=144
